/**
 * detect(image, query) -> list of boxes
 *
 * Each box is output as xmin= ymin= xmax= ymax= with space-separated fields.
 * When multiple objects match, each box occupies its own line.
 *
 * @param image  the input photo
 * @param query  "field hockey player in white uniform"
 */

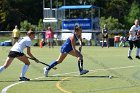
xmin=128 ymin=19 xmax=140 ymax=60
xmin=0 ymin=31 xmax=38 ymax=81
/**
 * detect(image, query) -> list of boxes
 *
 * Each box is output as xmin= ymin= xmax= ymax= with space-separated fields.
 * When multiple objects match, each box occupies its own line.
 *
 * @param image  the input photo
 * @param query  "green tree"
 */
xmin=106 ymin=0 xmax=128 ymax=19
xmin=0 ymin=0 xmax=6 ymax=23
xmin=124 ymin=1 xmax=140 ymax=29
xmin=20 ymin=20 xmax=32 ymax=31
xmin=0 ymin=0 xmax=9 ymax=30
xmin=100 ymin=16 xmax=120 ymax=30
xmin=37 ymin=19 xmax=43 ymax=31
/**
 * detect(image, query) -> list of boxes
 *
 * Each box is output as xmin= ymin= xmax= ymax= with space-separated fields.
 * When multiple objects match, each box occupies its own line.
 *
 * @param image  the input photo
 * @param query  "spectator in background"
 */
xmin=45 ymin=26 xmax=54 ymax=48
xmin=102 ymin=24 xmax=109 ymax=48
xmin=114 ymin=35 xmax=120 ymax=47
xmin=42 ymin=28 xmax=46 ymax=41
xmin=119 ymin=36 xmax=126 ymax=47
xmin=12 ymin=25 xmax=20 ymax=45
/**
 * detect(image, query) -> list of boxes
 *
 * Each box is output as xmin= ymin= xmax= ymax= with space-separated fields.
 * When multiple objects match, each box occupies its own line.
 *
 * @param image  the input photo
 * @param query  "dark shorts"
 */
xmin=13 ymin=37 xmax=19 ymax=39
xmin=129 ymin=40 xmax=140 ymax=49
xmin=8 ymin=51 xmax=24 ymax=58
xmin=102 ymin=34 xmax=108 ymax=38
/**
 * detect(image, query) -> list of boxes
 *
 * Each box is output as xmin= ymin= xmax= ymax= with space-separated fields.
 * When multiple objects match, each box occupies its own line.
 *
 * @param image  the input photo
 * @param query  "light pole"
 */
xmin=50 ymin=0 xmax=52 ymax=18
xmin=50 ymin=0 xmax=52 ymax=27
xmin=64 ymin=0 xmax=65 ymax=6
xmin=63 ymin=0 xmax=65 ymax=19
xmin=43 ymin=0 xmax=45 ymax=28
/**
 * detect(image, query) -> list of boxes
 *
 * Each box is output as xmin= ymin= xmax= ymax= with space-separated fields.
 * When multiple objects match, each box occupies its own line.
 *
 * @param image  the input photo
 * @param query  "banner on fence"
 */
xmin=62 ymin=19 xmax=92 ymax=30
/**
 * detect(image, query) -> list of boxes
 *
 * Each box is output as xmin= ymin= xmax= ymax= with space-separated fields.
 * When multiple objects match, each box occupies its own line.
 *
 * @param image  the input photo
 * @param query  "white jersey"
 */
xmin=10 ymin=36 xmax=32 ymax=53
xmin=128 ymin=25 xmax=140 ymax=41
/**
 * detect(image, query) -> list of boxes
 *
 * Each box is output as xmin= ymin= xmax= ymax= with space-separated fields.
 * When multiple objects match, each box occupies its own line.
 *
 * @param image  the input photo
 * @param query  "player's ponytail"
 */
xmin=27 ymin=31 xmax=35 ymax=36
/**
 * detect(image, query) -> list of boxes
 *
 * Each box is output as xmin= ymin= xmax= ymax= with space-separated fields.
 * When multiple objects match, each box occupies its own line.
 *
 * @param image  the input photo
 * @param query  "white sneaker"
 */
xmin=43 ymin=67 xmax=46 ymax=75
xmin=80 ymin=69 xmax=89 ymax=75
xmin=43 ymin=67 xmax=49 ymax=77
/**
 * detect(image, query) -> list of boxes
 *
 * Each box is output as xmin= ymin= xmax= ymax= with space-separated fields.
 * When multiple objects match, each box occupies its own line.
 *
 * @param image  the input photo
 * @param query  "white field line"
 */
xmin=55 ymin=65 xmax=139 ymax=93
xmin=1 ymin=65 xmax=139 ymax=93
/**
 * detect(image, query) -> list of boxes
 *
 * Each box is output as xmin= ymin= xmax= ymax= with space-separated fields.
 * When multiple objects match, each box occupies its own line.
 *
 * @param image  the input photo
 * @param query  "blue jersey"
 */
xmin=61 ymin=33 xmax=79 ymax=54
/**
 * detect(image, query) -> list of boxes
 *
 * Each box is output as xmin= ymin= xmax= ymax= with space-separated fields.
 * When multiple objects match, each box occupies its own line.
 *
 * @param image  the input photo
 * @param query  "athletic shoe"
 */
xmin=136 ymin=56 xmax=140 ymax=59
xmin=43 ymin=67 xmax=47 ymax=75
xmin=44 ymin=68 xmax=49 ymax=77
xmin=80 ymin=69 xmax=89 ymax=75
xmin=128 ymin=56 xmax=133 ymax=60
xmin=19 ymin=77 xmax=30 ymax=81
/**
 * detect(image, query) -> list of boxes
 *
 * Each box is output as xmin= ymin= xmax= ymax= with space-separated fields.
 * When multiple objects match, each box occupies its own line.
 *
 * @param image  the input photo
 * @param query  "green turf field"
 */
xmin=1 ymin=46 xmax=140 ymax=93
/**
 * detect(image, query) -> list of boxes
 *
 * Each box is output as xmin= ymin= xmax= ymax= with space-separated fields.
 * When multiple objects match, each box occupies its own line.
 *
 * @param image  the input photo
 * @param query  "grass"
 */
xmin=0 ymin=46 xmax=140 ymax=93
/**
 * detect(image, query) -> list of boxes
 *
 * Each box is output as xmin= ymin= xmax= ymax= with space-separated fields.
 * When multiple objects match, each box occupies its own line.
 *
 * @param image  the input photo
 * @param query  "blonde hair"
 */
xmin=27 ymin=31 xmax=35 ymax=36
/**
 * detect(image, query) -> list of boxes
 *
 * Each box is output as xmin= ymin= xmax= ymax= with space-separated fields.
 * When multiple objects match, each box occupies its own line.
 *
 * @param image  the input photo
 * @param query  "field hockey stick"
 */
xmin=27 ymin=57 xmax=57 ymax=70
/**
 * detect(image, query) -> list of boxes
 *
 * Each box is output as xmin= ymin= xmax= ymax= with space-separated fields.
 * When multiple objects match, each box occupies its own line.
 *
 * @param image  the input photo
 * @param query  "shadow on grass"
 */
xmin=0 ymin=79 xmax=69 ymax=82
xmin=81 ymin=75 xmax=118 ymax=79
xmin=30 ymin=79 xmax=70 ymax=82
xmin=47 ymin=75 xmax=118 ymax=79
xmin=0 ymin=80 xmax=19 ymax=82
xmin=48 ymin=75 xmax=79 ymax=77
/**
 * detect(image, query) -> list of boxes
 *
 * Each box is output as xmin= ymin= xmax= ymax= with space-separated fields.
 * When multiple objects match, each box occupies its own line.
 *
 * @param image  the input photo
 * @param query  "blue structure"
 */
xmin=57 ymin=5 xmax=100 ymax=46
xmin=58 ymin=5 xmax=98 ymax=10
xmin=58 ymin=5 xmax=100 ymax=32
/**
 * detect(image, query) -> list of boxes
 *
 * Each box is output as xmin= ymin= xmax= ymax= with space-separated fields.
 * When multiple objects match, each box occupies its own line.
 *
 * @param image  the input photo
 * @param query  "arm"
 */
xmin=129 ymin=30 xmax=133 ymax=36
xmin=26 ymin=47 xmax=37 ymax=60
xmin=129 ymin=26 xmax=135 ymax=37
xmin=79 ymin=35 xmax=82 ymax=51
xmin=12 ymin=30 xmax=14 ymax=38
xmin=137 ymin=30 xmax=140 ymax=38
xmin=70 ymin=36 xmax=77 ymax=53
xmin=102 ymin=28 xmax=105 ymax=37
xmin=102 ymin=29 xmax=104 ymax=34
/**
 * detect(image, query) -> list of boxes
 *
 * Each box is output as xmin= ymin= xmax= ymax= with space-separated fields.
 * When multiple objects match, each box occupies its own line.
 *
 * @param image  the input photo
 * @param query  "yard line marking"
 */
xmin=56 ymin=77 xmax=72 ymax=93
xmin=1 ymin=81 xmax=25 ymax=93
xmin=1 ymin=65 xmax=139 ymax=93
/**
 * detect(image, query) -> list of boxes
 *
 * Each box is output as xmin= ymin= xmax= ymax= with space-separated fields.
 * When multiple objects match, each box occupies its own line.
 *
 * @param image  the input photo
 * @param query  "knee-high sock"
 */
xmin=136 ymin=48 xmax=140 ymax=56
xmin=47 ymin=61 xmax=58 ymax=70
xmin=81 ymin=59 xmax=83 ymax=70
xmin=128 ymin=49 xmax=132 ymax=56
xmin=20 ymin=65 xmax=29 ymax=77
xmin=78 ymin=59 xmax=83 ymax=72
xmin=0 ymin=66 xmax=5 ymax=72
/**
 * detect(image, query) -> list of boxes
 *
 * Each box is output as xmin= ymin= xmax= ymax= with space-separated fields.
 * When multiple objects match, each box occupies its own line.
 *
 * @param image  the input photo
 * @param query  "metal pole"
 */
xmin=64 ymin=0 xmax=65 ymax=5
xmin=50 ymin=0 xmax=52 ymax=18
xmin=63 ymin=0 xmax=65 ymax=19
xmin=56 ymin=0 xmax=58 ymax=31
xmin=50 ymin=0 xmax=53 ymax=27
xmin=43 ymin=0 xmax=45 ymax=28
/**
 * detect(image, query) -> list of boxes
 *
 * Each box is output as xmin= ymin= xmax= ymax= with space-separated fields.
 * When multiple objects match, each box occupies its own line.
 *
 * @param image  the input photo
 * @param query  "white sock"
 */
xmin=20 ymin=65 xmax=29 ymax=77
xmin=139 ymin=48 xmax=140 ymax=55
xmin=136 ymin=48 xmax=139 ymax=56
xmin=0 ymin=66 xmax=5 ymax=72
xmin=128 ymin=49 xmax=132 ymax=56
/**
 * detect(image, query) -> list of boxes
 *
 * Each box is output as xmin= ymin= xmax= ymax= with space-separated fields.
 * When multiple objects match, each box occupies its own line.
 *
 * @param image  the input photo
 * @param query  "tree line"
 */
xmin=0 ymin=0 xmax=140 ymax=31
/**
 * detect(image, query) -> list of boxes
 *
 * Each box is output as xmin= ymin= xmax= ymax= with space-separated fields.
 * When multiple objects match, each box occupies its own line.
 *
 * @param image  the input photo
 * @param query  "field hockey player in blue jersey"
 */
xmin=44 ymin=25 xmax=89 ymax=76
